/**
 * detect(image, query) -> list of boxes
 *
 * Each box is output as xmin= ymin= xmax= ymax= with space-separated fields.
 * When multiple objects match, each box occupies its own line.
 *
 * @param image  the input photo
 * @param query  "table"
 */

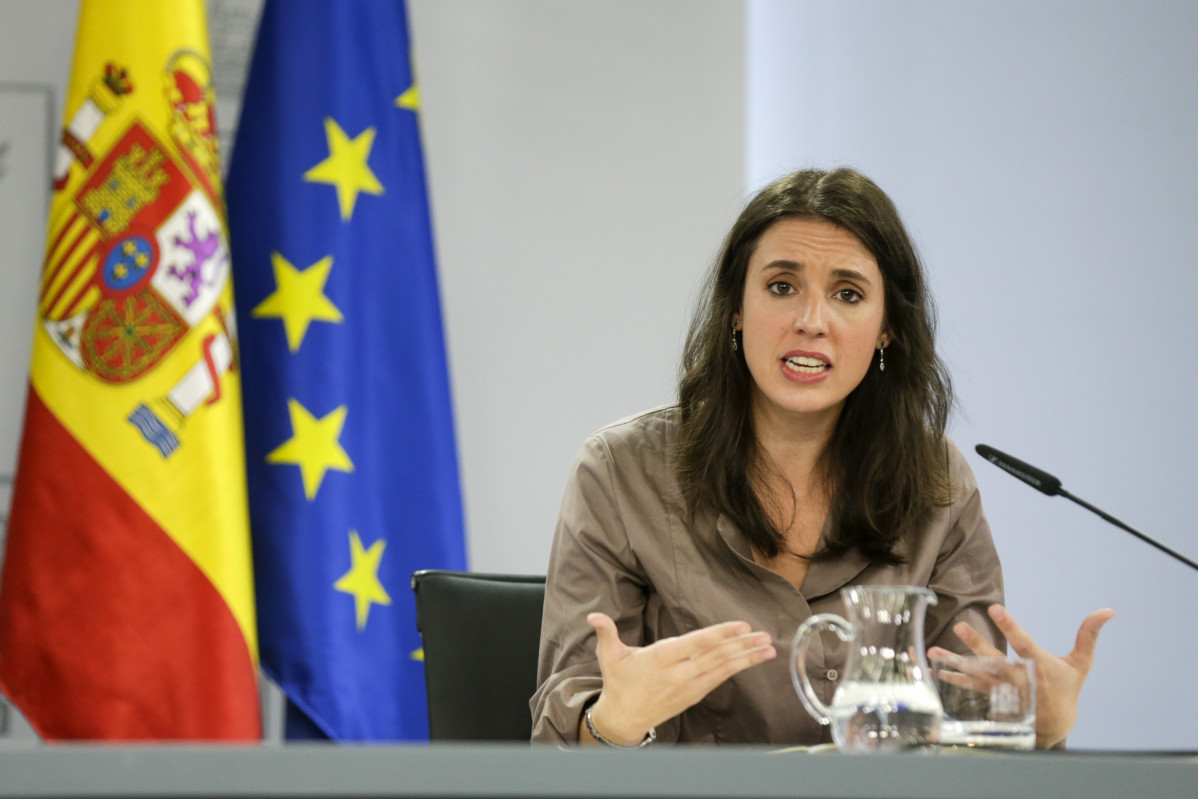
xmin=0 ymin=743 xmax=1194 ymax=799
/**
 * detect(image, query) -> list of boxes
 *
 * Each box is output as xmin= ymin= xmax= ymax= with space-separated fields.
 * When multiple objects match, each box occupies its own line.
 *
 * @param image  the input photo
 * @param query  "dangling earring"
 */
xmin=731 ymin=321 xmax=740 ymax=352
xmin=878 ymin=346 xmax=885 ymax=372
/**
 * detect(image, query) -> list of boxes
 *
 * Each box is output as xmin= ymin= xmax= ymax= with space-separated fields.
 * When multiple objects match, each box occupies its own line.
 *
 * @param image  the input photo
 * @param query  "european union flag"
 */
xmin=227 ymin=0 xmax=467 ymax=740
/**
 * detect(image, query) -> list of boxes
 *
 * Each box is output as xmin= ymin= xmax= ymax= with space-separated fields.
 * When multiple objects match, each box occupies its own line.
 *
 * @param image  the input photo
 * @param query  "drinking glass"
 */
xmin=929 ymin=654 xmax=1035 ymax=750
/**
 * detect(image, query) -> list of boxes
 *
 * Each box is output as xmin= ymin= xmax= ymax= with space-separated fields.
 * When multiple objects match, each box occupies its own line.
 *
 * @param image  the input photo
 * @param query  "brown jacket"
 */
xmin=531 ymin=406 xmax=1004 ymax=745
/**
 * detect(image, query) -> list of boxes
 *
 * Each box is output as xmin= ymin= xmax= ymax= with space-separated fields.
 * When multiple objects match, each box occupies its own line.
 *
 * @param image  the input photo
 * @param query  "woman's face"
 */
xmin=736 ymin=217 xmax=889 ymax=432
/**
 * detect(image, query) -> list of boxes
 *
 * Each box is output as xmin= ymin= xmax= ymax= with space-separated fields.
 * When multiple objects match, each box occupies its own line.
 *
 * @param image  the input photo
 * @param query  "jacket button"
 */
xmin=825 ymin=669 xmax=839 ymax=681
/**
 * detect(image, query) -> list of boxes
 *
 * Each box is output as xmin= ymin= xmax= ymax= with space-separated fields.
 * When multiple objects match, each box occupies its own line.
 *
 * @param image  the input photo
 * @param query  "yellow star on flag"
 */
xmin=266 ymin=399 xmax=354 ymax=500
xmin=334 ymin=530 xmax=392 ymax=630
xmin=395 ymin=83 xmax=419 ymax=111
xmin=303 ymin=117 xmax=384 ymax=221
xmin=252 ymin=253 xmax=343 ymax=352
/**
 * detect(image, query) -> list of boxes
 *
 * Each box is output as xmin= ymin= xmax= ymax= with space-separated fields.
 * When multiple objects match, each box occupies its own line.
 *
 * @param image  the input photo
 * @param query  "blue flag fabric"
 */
xmin=227 ymin=0 xmax=467 ymax=740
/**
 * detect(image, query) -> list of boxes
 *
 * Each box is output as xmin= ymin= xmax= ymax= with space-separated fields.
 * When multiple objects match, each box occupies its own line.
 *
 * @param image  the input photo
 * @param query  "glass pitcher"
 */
xmin=790 ymin=585 xmax=942 ymax=752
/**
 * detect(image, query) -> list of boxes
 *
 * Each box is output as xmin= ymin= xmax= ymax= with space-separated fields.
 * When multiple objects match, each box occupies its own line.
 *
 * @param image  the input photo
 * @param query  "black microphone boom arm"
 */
xmin=975 ymin=443 xmax=1198 ymax=574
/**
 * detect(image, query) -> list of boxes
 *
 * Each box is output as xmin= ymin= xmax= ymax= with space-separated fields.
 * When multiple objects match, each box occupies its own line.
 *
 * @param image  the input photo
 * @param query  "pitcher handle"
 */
xmin=789 ymin=613 xmax=855 ymax=726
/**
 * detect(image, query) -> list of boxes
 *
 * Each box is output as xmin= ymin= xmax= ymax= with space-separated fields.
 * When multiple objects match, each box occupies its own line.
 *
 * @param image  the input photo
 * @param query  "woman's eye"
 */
xmin=767 ymin=281 xmax=794 ymax=295
xmin=835 ymin=288 xmax=863 ymax=304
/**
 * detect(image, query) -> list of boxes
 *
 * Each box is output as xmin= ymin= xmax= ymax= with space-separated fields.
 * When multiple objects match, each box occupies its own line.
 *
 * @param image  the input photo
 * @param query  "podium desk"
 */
xmin=0 ymin=743 xmax=1194 ymax=799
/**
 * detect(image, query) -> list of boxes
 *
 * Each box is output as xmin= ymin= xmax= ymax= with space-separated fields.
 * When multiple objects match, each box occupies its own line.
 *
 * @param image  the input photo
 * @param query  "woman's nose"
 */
xmin=794 ymin=296 xmax=828 ymax=336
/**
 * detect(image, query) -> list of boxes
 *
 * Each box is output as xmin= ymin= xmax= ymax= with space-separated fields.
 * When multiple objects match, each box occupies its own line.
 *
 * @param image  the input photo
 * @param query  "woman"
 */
xmin=531 ymin=168 xmax=1111 ymax=748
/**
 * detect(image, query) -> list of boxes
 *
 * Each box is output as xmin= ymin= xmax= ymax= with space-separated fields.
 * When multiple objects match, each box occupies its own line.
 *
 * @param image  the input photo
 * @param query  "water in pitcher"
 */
xmin=828 ymin=680 xmax=942 ymax=753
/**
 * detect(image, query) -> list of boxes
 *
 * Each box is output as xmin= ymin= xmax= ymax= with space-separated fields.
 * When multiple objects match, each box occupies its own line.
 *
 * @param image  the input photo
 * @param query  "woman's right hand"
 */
xmin=580 ymin=612 xmax=777 ymax=745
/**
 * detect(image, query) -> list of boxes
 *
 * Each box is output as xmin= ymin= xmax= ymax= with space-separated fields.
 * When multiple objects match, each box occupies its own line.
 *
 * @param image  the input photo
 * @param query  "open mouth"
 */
xmin=783 ymin=355 xmax=830 ymax=375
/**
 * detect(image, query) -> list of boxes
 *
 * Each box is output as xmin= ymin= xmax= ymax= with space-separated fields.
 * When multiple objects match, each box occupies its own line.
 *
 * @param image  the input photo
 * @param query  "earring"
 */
xmin=878 ymin=346 xmax=885 ymax=372
xmin=731 ymin=322 xmax=740 ymax=352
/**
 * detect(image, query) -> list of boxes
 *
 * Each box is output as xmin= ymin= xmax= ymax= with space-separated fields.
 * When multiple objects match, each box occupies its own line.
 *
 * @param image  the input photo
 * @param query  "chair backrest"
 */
xmin=411 ymin=569 xmax=546 ymax=741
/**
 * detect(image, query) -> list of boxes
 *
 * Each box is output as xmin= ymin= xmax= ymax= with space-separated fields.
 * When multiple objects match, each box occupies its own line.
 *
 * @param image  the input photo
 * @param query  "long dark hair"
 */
xmin=676 ymin=168 xmax=952 ymax=563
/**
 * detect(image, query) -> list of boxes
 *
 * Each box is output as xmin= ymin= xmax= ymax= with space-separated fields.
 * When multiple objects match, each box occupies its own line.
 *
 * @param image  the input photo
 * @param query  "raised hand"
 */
xmin=928 ymin=604 xmax=1114 ymax=749
xmin=581 ymin=612 xmax=777 ymax=745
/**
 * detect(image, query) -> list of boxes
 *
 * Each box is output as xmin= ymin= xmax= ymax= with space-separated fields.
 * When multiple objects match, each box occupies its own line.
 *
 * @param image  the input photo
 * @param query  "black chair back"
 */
xmin=411 ymin=569 xmax=546 ymax=741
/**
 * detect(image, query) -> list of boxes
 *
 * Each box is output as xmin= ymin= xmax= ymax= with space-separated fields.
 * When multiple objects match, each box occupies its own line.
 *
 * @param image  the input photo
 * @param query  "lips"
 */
xmin=782 ymin=352 xmax=831 ymax=375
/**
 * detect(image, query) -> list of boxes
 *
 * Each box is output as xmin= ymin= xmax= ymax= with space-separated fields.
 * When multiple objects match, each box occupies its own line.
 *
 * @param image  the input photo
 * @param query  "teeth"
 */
xmin=785 ymin=356 xmax=828 ymax=373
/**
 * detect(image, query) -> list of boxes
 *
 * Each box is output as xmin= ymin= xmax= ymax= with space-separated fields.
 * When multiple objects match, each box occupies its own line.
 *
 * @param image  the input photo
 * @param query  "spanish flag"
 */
xmin=0 ymin=0 xmax=259 ymax=739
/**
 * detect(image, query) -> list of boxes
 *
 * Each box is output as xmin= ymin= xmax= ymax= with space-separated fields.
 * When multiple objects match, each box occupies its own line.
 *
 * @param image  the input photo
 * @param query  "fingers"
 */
xmin=935 ymin=669 xmax=991 ymax=695
xmin=950 ymin=620 xmax=1004 ymax=658
xmin=667 ymin=631 xmax=775 ymax=707
xmin=1068 ymin=608 xmax=1115 ymax=667
xmin=657 ymin=622 xmax=776 ymax=685
xmin=652 ymin=620 xmax=754 ymax=663
xmin=586 ymin=611 xmax=618 ymax=637
xmin=587 ymin=612 xmax=626 ymax=664
xmin=688 ymin=631 xmax=776 ymax=679
xmin=587 ymin=614 xmax=771 ymax=678
xmin=925 ymin=645 xmax=957 ymax=661
xmin=986 ymin=605 xmax=1049 ymax=661
xmin=987 ymin=605 xmax=1114 ymax=666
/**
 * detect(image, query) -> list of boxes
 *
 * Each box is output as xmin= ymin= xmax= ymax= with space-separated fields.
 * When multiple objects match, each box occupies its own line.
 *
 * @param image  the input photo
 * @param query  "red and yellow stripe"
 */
xmin=0 ymin=0 xmax=259 ymax=740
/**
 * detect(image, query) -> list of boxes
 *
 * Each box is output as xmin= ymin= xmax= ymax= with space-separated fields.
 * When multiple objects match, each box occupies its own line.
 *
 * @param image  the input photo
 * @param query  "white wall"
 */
xmin=748 ymin=0 xmax=1198 ymax=750
xmin=408 ymin=1 xmax=747 ymax=573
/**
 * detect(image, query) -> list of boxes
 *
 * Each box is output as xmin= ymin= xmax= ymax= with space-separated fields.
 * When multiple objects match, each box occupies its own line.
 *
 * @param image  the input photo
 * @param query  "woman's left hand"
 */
xmin=928 ymin=604 xmax=1114 ymax=749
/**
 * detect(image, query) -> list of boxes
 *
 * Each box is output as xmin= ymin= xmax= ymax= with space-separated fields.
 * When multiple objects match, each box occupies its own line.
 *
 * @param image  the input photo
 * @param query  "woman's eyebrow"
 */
xmin=759 ymin=259 xmax=801 ymax=273
xmin=832 ymin=268 xmax=873 ymax=285
xmin=759 ymin=260 xmax=874 ymax=286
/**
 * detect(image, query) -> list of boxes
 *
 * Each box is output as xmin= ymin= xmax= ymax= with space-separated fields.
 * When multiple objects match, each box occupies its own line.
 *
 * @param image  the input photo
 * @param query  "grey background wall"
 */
xmin=2 ymin=0 xmax=1195 ymax=750
xmin=748 ymin=0 xmax=1198 ymax=750
xmin=406 ymin=0 xmax=747 ymax=574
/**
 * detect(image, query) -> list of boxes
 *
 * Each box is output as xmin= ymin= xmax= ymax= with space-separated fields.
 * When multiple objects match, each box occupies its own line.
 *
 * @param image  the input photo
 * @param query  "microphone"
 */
xmin=975 ymin=443 xmax=1198 ymax=573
